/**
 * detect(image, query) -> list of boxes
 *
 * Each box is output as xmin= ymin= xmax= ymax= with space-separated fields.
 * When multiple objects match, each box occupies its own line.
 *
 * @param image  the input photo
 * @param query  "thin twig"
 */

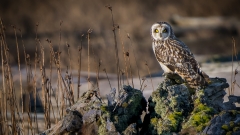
xmin=103 ymin=69 xmax=112 ymax=90
xmin=77 ymin=34 xmax=84 ymax=100
xmin=127 ymin=33 xmax=141 ymax=88
xmin=87 ymin=29 xmax=92 ymax=90
xmin=126 ymin=51 xmax=134 ymax=88
xmin=145 ymin=61 xmax=154 ymax=91
xmin=118 ymin=28 xmax=129 ymax=85
xmin=96 ymin=59 xmax=102 ymax=96
xmin=106 ymin=5 xmax=120 ymax=92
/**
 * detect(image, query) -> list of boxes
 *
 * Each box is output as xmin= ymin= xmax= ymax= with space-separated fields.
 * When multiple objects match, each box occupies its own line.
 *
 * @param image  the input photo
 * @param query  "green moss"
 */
xmin=150 ymin=117 xmax=158 ymax=125
xmin=156 ymin=121 xmax=171 ymax=135
xmin=146 ymin=78 xmax=232 ymax=134
xmin=192 ymin=114 xmax=201 ymax=125
xmin=233 ymin=126 xmax=240 ymax=132
xmin=222 ymin=124 xmax=229 ymax=131
xmin=108 ymin=86 xmax=147 ymax=133
xmin=230 ymin=110 xmax=237 ymax=116
xmin=197 ymin=104 xmax=211 ymax=112
xmin=226 ymin=131 xmax=232 ymax=135
xmin=98 ymin=117 xmax=107 ymax=135
xmin=148 ymin=79 xmax=192 ymax=134
xmin=202 ymin=115 xmax=210 ymax=122
xmin=152 ymin=111 xmax=184 ymax=134
xmin=195 ymin=103 xmax=214 ymax=113
xmin=122 ymin=102 xmax=128 ymax=108
xmin=97 ymin=119 xmax=102 ymax=126
xmin=168 ymin=112 xmax=183 ymax=131
xmin=183 ymin=102 xmax=214 ymax=132
xmin=164 ymin=112 xmax=183 ymax=131
xmin=230 ymin=121 xmax=235 ymax=127
xmin=158 ymin=131 xmax=172 ymax=135
xmin=194 ymin=98 xmax=201 ymax=105
xmin=189 ymin=112 xmax=211 ymax=131
xmin=100 ymin=105 xmax=108 ymax=112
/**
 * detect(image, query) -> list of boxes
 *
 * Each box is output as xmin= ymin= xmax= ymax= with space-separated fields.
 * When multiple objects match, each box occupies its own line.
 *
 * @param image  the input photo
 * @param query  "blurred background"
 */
xmin=1 ymin=0 xmax=240 ymax=76
xmin=1 ymin=1 xmax=240 ymax=133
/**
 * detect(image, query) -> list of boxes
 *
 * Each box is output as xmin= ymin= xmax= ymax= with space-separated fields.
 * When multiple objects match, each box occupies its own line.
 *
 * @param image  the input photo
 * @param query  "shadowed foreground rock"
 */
xmin=40 ymin=85 xmax=147 ymax=135
xmin=41 ymin=77 xmax=240 ymax=135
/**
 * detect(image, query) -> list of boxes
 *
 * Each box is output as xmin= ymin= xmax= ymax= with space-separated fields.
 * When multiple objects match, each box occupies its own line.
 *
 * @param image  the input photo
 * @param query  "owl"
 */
xmin=151 ymin=22 xmax=209 ymax=88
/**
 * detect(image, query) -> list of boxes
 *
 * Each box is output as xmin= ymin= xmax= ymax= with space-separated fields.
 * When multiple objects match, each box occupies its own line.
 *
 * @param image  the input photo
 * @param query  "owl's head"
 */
xmin=151 ymin=22 xmax=174 ymax=41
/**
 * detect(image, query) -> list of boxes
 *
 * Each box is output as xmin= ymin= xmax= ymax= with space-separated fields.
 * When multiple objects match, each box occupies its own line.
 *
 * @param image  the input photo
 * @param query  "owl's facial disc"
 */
xmin=151 ymin=23 xmax=171 ymax=41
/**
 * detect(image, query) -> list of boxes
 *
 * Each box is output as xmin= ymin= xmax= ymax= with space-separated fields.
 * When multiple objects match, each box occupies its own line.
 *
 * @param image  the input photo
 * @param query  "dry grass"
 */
xmin=229 ymin=37 xmax=240 ymax=95
xmin=1 ymin=0 xmax=240 ymax=76
xmin=0 ymin=5 xmax=151 ymax=134
xmin=0 ymin=1 xmax=240 ymax=134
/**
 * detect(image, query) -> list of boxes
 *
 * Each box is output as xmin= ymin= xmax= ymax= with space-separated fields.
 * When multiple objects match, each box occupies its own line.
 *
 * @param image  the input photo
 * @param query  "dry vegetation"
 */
xmin=0 ymin=5 xmax=154 ymax=134
xmin=0 ymin=0 xmax=240 ymax=134
xmin=1 ymin=0 xmax=240 ymax=75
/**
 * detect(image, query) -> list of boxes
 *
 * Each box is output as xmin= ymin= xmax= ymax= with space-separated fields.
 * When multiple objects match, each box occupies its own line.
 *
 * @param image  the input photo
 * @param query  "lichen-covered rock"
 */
xmin=143 ymin=78 xmax=191 ymax=135
xmin=70 ymin=89 xmax=103 ymax=115
xmin=40 ymin=89 xmax=102 ymax=135
xmin=122 ymin=123 xmax=138 ymax=135
xmin=59 ymin=109 xmax=83 ymax=133
xmin=41 ymin=76 xmax=240 ymax=135
xmin=103 ymin=85 xmax=147 ymax=134
xmin=39 ymin=109 xmax=83 ymax=135
xmin=202 ymin=110 xmax=240 ymax=135
xmin=41 ymin=85 xmax=147 ymax=135
xmin=198 ymin=78 xmax=229 ymax=112
xmin=181 ymin=78 xmax=229 ymax=133
xmin=181 ymin=90 xmax=215 ymax=132
xmin=142 ymin=77 xmax=238 ymax=135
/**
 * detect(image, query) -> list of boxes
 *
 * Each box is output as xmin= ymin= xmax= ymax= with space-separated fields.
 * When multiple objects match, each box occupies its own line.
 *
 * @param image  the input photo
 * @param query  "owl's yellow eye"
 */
xmin=163 ymin=29 xmax=167 ymax=33
xmin=154 ymin=29 xmax=159 ymax=33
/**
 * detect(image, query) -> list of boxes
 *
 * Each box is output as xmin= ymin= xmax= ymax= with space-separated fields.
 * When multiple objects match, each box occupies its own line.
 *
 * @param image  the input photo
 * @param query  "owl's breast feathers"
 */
xmin=153 ymin=39 xmax=209 ymax=88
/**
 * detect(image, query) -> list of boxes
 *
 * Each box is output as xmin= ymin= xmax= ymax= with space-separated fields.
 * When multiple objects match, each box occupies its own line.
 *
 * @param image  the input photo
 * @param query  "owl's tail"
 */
xmin=200 ymin=70 xmax=211 ymax=84
xmin=181 ymin=70 xmax=210 ymax=89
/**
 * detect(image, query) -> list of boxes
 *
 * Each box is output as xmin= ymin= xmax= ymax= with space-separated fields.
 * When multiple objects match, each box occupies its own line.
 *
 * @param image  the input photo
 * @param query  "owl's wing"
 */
xmin=165 ymin=38 xmax=206 ymax=79
xmin=168 ymin=38 xmax=209 ymax=86
xmin=154 ymin=38 xmax=200 ymax=74
xmin=168 ymin=38 xmax=193 ymax=57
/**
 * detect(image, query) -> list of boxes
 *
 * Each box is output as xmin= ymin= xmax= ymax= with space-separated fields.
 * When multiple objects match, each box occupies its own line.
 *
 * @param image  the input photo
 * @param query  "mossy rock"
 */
xmin=203 ymin=110 xmax=240 ymax=135
xmin=143 ymin=78 xmax=191 ymax=134
xmin=142 ymin=77 xmax=232 ymax=135
xmin=98 ymin=85 xmax=147 ymax=134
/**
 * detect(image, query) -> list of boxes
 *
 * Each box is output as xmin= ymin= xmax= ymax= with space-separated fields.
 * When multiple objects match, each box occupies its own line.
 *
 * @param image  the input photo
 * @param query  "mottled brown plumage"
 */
xmin=151 ymin=22 xmax=209 ymax=88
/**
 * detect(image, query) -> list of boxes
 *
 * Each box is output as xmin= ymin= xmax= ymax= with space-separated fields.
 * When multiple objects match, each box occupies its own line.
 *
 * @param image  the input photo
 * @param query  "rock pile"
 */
xmin=41 ymin=77 xmax=240 ymax=135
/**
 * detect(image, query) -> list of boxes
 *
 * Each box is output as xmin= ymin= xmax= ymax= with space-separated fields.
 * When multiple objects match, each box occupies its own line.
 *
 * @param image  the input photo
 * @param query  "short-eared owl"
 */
xmin=151 ymin=22 xmax=209 ymax=88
